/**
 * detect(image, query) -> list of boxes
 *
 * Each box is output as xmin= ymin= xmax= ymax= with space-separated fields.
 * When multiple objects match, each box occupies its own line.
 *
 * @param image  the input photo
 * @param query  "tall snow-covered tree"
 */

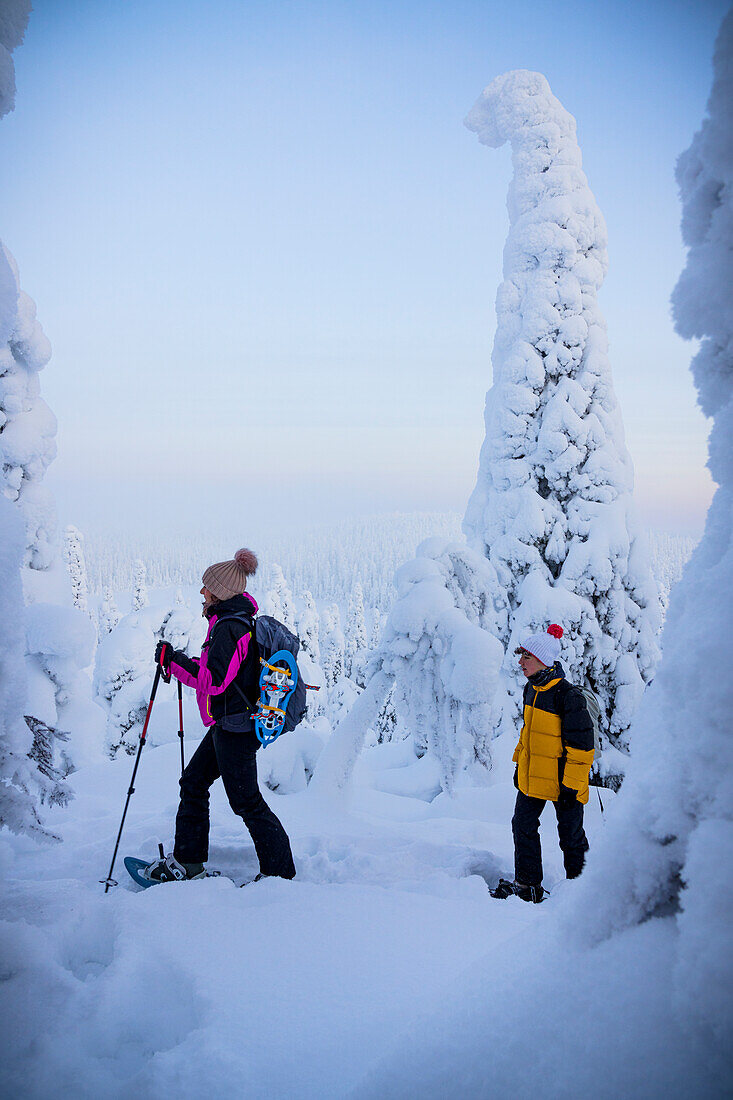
xmin=131 ymin=559 xmax=148 ymax=611
xmin=463 ymin=70 xmax=661 ymax=784
xmin=574 ymin=14 xmax=733 ymax=1054
xmin=63 ymin=525 xmax=89 ymax=613
xmin=0 ymin=7 xmax=104 ymax=804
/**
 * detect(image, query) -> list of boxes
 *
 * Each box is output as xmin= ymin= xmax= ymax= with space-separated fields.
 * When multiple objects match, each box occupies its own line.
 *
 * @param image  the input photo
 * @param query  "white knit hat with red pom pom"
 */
xmin=202 ymin=548 xmax=258 ymax=601
xmin=519 ymin=624 xmax=564 ymax=667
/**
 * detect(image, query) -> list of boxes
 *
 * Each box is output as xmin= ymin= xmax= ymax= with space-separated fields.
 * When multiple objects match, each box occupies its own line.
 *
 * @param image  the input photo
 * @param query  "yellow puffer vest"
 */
xmin=512 ymin=675 xmax=594 ymax=804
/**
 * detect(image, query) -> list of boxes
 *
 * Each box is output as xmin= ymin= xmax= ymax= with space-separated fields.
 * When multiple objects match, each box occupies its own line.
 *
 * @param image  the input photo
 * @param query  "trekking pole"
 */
xmin=101 ymin=665 xmax=162 ymax=893
xmin=177 ymin=678 xmax=185 ymax=777
xmin=596 ymin=786 xmax=605 ymax=816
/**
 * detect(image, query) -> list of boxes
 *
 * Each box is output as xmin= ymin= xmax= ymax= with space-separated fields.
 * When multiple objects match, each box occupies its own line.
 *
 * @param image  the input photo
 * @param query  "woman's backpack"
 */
xmin=215 ymin=612 xmax=307 ymax=733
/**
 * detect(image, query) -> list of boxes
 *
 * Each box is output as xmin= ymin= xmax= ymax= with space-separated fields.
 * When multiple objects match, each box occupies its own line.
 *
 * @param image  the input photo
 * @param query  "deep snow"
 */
xmin=1 ymin=724 xmax=612 ymax=1099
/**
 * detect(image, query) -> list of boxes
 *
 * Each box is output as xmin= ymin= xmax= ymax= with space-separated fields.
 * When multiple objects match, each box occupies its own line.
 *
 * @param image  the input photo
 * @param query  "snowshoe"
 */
xmin=253 ymin=649 xmax=298 ymax=747
xmin=124 ymin=849 xmax=206 ymax=889
xmin=490 ymin=878 xmax=546 ymax=903
xmin=239 ymin=872 xmax=271 ymax=888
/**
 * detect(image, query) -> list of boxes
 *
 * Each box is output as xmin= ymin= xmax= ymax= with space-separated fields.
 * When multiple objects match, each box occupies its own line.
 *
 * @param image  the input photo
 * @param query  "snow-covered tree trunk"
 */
xmin=574 ymin=16 xmax=733 ymax=1052
xmin=463 ymin=70 xmax=661 ymax=786
xmin=63 ymin=525 xmax=89 ymax=613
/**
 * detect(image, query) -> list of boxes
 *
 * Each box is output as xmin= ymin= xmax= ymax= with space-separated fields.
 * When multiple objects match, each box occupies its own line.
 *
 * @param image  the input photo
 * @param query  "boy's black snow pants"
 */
xmin=512 ymin=790 xmax=589 ymax=886
xmin=173 ymin=724 xmax=296 ymax=879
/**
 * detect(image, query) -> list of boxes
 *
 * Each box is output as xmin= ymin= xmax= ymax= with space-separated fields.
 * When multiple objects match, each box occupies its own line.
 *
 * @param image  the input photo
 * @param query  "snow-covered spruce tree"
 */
xmin=369 ymin=606 xmax=385 ymax=651
xmin=158 ymin=588 xmax=203 ymax=654
xmin=296 ymin=590 xmax=326 ymax=720
xmin=373 ymin=683 xmax=399 ymax=744
xmin=0 ymin=495 xmax=58 ymax=838
xmin=312 ymin=540 xmax=504 ymax=794
xmin=463 ymin=70 xmax=660 ymax=785
xmin=131 ymin=558 xmax=148 ymax=611
xmin=63 ymin=525 xmax=89 ymax=613
xmin=98 ymin=585 xmax=120 ymax=635
xmin=344 ymin=581 xmax=367 ymax=685
xmin=270 ymin=563 xmax=296 ymax=629
xmin=94 ymin=607 xmax=157 ymax=757
xmin=574 ymin=15 xmax=733 ymax=1054
xmin=321 ymin=604 xmax=345 ymax=689
xmin=297 ymin=589 xmax=321 ymax=663
xmin=375 ymin=540 xmax=504 ymax=792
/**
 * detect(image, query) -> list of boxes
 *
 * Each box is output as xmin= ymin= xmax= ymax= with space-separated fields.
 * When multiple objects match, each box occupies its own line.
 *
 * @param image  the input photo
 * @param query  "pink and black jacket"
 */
xmin=169 ymin=593 xmax=260 ymax=731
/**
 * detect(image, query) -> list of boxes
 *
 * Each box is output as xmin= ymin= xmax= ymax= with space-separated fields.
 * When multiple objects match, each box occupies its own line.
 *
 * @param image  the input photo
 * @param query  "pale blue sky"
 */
xmin=2 ymin=0 xmax=726 ymax=537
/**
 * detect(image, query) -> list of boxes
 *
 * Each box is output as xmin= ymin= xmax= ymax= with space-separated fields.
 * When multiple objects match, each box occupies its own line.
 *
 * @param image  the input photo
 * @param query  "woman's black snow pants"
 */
xmin=173 ymin=724 xmax=296 ymax=879
xmin=512 ymin=789 xmax=589 ymax=887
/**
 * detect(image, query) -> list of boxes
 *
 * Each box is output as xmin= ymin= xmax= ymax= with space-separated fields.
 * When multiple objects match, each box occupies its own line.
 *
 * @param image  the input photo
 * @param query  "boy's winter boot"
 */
xmin=144 ymin=853 xmax=205 ymax=883
xmin=490 ymin=878 xmax=546 ymax=903
xmin=239 ymin=872 xmax=271 ymax=888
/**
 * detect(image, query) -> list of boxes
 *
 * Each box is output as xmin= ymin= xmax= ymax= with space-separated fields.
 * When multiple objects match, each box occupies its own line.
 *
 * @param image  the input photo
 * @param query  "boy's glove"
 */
xmin=558 ymin=784 xmax=577 ymax=806
xmin=155 ymin=641 xmax=173 ymax=683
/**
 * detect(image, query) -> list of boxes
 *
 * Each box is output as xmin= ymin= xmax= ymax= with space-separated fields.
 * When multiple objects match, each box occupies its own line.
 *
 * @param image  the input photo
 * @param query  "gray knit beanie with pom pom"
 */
xmin=202 ymin=548 xmax=258 ymax=601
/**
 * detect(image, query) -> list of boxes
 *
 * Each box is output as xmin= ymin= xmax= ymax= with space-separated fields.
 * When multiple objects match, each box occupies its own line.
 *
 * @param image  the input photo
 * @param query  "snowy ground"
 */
xmin=0 ymin=723 xmax=616 ymax=1099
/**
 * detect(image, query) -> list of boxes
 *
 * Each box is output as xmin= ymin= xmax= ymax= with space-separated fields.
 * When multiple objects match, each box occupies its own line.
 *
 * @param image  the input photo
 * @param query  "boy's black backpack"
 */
xmin=215 ymin=612 xmax=307 ymax=733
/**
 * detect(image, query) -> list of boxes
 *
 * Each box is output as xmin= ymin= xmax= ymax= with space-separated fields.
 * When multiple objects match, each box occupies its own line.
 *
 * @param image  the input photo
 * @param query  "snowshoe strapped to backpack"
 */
xmin=214 ymin=612 xmax=307 ymax=741
xmin=253 ymin=616 xmax=306 ymax=734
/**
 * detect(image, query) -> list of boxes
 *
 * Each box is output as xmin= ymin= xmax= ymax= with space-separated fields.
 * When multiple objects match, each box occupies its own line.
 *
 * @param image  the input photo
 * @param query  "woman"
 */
xmin=147 ymin=548 xmax=296 ymax=884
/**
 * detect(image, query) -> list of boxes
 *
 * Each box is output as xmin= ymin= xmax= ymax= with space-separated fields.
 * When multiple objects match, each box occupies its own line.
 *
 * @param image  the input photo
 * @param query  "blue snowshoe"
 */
xmin=124 ymin=849 xmax=207 ymax=889
xmin=253 ymin=649 xmax=298 ymax=747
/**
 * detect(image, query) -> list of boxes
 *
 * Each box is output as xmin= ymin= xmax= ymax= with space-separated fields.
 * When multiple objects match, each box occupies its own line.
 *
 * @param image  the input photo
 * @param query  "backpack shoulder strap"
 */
xmin=211 ymin=614 xmax=258 ymax=712
xmin=213 ymin=613 xmax=255 ymax=630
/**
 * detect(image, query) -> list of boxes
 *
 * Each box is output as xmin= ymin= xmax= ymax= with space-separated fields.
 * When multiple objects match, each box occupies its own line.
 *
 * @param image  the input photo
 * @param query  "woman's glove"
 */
xmin=155 ymin=641 xmax=172 ymax=682
xmin=558 ymin=784 xmax=577 ymax=806
xmin=513 ymin=766 xmax=519 ymax=790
